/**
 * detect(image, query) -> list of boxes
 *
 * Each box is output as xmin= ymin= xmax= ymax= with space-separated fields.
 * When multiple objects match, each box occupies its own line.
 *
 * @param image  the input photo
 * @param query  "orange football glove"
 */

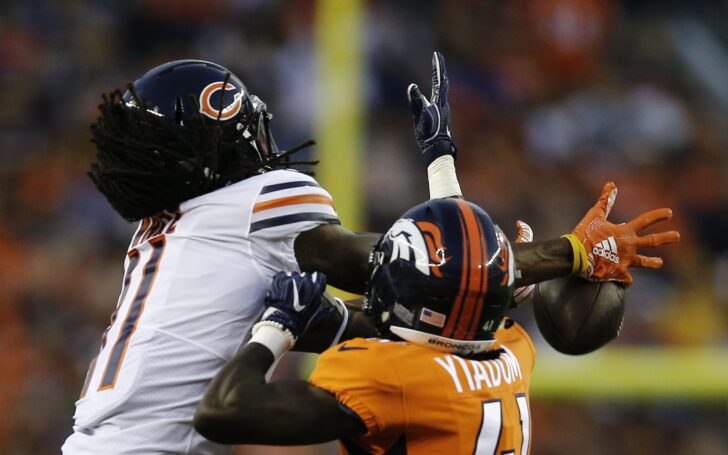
xmin=571 ymin=182 xmax=680 ymax=285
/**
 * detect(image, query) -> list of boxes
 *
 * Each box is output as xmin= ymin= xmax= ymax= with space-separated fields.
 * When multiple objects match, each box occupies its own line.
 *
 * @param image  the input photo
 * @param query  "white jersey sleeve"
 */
xmin=247 ymin=170 xmax=340 ymax=275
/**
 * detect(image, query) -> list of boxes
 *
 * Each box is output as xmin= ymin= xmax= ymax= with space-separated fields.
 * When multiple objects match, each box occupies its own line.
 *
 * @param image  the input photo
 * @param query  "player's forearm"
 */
xmin=195 ymin=344 xmax=341 ymax=445
xmin=295 ymin=225 xmax=380 ymax=294
xmin=321 ymin=232 xmax=379 ymax=293
xmin=195 ymin=343 xmax=364 ymax=445
xmin=195 ymin=343 xmax=274 ymax=444
xmin=513 ymin=238 xmax=573 ymax=287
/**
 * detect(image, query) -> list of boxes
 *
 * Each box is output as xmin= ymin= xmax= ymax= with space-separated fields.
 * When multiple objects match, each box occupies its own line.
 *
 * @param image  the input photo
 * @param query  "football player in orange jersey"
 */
xmin=195 ymin=197 xmax=678 ymax=453
xmin=196 ymin=198 xmax=537 ymax=454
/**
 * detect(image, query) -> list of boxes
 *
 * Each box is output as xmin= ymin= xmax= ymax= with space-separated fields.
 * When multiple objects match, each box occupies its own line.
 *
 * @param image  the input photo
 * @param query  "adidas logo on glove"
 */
xmin=592 ymin=236 xmax=620 ymax=264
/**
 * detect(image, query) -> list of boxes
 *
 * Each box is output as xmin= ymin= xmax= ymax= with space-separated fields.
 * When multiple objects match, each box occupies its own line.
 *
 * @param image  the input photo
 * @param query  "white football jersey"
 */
xmin=62 ymin=170 xmax=339 ymax=455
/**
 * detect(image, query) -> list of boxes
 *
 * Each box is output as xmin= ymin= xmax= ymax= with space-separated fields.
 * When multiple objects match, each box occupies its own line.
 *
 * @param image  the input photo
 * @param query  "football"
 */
xmin=533 ymin=275 xmax=626 ymax=355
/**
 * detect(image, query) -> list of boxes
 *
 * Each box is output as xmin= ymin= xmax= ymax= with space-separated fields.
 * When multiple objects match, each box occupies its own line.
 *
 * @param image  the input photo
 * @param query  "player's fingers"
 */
xmin=408 ymin=83 xmax=426 ymax=117
xmin=515 ymin=220 xmax=533 ymax=243
xmin=634 ymin=230 xmax=680 ymax=248
xmin=627 ymin=208 xmax=673 ymax=231
xmin=433 ymin=52 xmax=448 ymax=109
xmin=289 ymin=278 xmax=300 ymax=305
xmin=407 ymin=84 xmax=425 ymax=112
xmin=632 ymin=254 xmax=663 ymax=269
xmin=622 ymin=270 xmax=634 ymax=285
xmin=592 ymin=182 xmax=617 ymax=218
xmin=431 ymin=52 xmax=444 ymax=104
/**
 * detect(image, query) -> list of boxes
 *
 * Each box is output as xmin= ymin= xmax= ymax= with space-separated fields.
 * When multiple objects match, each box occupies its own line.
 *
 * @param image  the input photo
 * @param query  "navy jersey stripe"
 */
xmin=250 ymin=213 xmax=340 ymax=233
xmin=260 ymin=180 xmax=320 ymax=194
xmin=100 ymin=238 xmax=165 ymax=389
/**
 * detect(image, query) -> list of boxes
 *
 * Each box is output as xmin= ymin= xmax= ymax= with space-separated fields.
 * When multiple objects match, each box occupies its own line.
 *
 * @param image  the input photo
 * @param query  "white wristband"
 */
xmin=427 ymin=155 xmax=463 ymax=199
xmin=249 ymin=322 xmax=295 ymax=360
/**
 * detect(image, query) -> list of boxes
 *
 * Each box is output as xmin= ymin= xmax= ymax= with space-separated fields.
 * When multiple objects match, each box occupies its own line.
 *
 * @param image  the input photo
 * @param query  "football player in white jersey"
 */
xmin=63 ymin=54 xmax=678 ymax=454
xmin=62 ymin=59 xmax=381 ymax=455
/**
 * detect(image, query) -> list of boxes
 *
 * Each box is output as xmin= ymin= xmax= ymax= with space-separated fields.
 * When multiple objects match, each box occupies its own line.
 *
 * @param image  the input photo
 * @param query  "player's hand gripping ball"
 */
xmin=533 ymin=275 xmax=626 ymax=355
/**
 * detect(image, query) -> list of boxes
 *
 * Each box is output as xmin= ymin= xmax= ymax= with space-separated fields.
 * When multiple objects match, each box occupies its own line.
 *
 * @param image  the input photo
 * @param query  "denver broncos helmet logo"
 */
xmin=199 ymin=81 xmax=243 ymax=121
xmin=415 ymin=221 xmax=448 ymax=278
xmin=384 ymin=218 xmax=449 ymax=278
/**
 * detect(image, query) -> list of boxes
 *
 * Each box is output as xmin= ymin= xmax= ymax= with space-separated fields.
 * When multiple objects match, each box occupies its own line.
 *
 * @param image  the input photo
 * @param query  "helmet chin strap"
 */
xmin=389 ymin=326 xmax=496 ymax=356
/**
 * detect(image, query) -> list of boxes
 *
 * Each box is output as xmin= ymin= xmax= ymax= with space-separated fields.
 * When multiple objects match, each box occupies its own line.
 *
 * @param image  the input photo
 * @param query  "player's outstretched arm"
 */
xmin=408 ymin=51 xmax=462 ymax=199
xmin=294 ymin=52 xmax=568 ymax=295
xmin=195 ymin=272 xmax=365 ymax=445
xmin=301 ymin=59 xmax=666 ymax=296
xmin=510 ymin=239 xmax=573 ymax=287
xmin=294 ymin=224 xmax=379 ymax=294
xmin=406 ymin=54 xmax=678 ymax=288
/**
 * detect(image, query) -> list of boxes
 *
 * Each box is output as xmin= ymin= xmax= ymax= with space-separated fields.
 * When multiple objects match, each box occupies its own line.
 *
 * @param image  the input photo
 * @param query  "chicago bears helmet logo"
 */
xmin=199 ymin=81 xmax=243 ymax=121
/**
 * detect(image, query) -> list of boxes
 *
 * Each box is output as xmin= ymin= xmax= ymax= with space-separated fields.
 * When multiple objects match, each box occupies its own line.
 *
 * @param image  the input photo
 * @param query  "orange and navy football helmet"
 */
xmin=365 ymin=198 xmax=515 ymax=354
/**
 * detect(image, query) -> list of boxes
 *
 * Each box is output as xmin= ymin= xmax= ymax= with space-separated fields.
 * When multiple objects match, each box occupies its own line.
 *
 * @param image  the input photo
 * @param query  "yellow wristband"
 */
xmin=561 ymin=234 xmax=589 ymax=274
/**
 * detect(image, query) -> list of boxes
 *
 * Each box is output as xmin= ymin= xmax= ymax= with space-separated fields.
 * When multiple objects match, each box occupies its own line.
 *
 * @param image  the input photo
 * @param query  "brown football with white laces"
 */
xmin=533 ymin=275 xmax=626 ymax=355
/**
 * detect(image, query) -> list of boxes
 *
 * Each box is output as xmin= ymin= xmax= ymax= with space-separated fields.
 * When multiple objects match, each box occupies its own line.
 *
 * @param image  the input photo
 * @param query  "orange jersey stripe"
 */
xmin=253 ymin=194 xmax=334 ymax=213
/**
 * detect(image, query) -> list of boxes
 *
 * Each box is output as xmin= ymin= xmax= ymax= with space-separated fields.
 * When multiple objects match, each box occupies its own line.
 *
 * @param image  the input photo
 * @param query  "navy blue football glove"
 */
xmin=261 ymin=271 xmax=327 ymax=340
xmin=408 ymin=52 xmax=457 ymax=167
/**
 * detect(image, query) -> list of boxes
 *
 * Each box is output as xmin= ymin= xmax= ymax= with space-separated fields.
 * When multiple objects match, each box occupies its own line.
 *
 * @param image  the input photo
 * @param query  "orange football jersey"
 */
xmin=309 ymin=320 xmax=536 ymax=455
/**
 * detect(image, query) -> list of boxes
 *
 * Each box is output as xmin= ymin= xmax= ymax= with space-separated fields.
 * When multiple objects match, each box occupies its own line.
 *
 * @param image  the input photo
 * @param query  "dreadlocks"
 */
xmin=89 ymin=89 xmax=316 ymax=222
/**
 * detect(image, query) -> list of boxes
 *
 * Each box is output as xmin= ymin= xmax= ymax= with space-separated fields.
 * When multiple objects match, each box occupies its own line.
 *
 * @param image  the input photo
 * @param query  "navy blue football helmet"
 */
xmin=122 ymin=59 xmax=279 ymax=164
xmin=365 ymin=198 xmax=515 ymax=354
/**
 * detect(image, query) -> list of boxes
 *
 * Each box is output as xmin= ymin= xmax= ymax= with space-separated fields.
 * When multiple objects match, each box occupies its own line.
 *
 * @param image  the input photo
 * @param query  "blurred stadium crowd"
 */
xmin=1 ymin=0 xmax=727 ymax=453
